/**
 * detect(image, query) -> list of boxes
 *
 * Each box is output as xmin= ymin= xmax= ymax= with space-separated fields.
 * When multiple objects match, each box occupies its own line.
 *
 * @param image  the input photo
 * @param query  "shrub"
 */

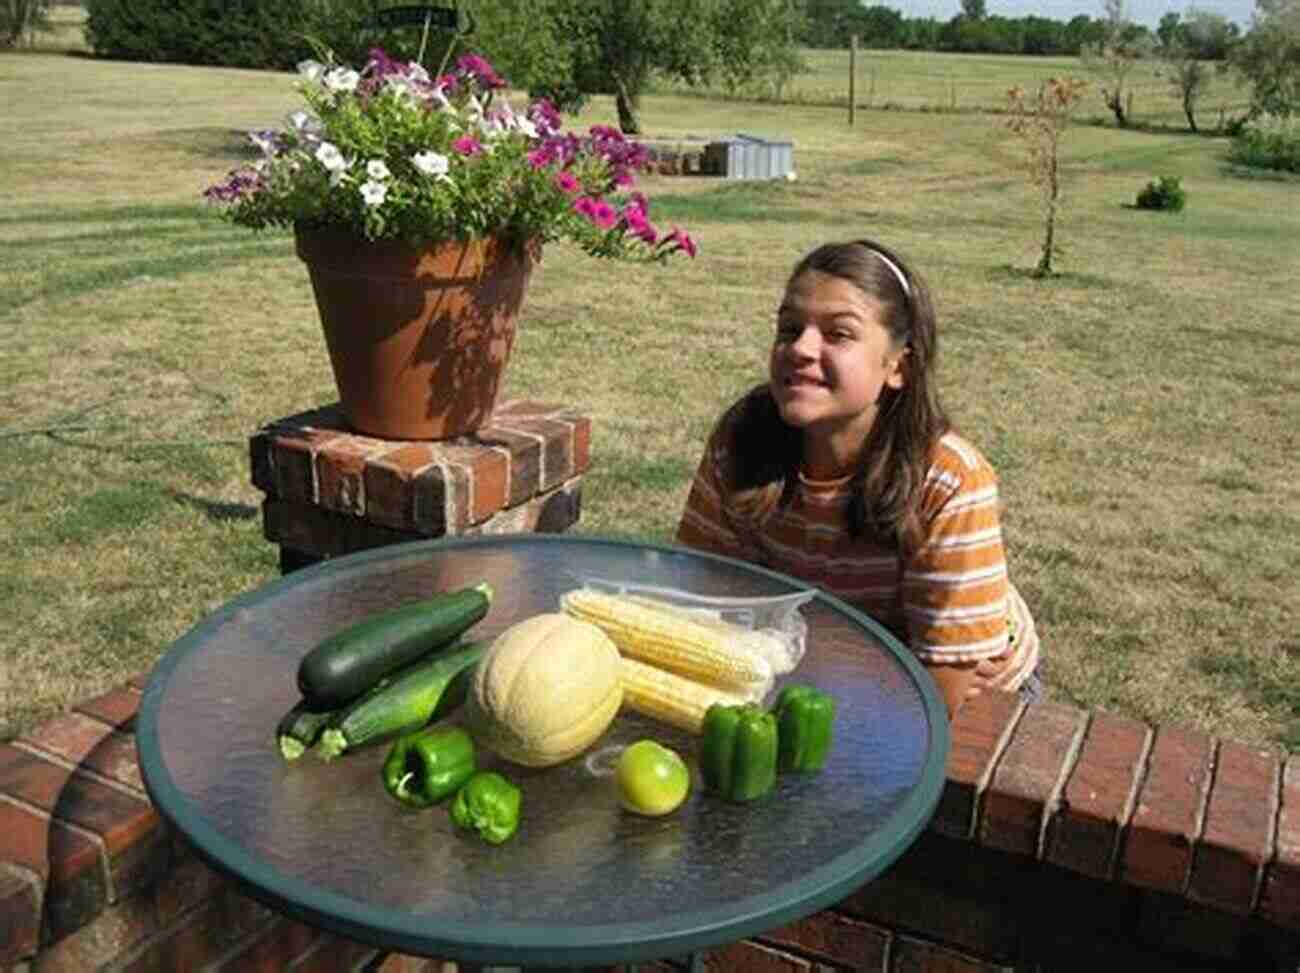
xmin=1135 ymin=175 xmax=1188 ymax=212
xmin=82 ymin=0 xmax=439 ymax=71
xmin=1228 ymin=113 xmax=1300 ymax=173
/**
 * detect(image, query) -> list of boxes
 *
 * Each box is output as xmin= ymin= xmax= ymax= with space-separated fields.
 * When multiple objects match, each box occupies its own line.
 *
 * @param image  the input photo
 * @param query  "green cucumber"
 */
xmin=297 ymin=582 xmax=492 ymax=708
xmin=276 ymin=701 xmax=339 ymax=762
xmin=315 ymin=640 xmax=486 ymax=761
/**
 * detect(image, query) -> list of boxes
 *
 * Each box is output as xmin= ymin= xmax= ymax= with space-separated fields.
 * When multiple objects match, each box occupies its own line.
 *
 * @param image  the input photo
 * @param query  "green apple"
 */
xmin=615 ymin=740 xmax=691 ymax=816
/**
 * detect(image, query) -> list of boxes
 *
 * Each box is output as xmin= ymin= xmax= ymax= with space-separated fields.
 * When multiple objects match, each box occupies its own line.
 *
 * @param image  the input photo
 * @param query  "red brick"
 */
xmin=316 ymin=435 xmax=389 ymax=516
xmin=474 ymin=423 xmax=542 ymax=506
xmin=891 ymin=935 xmax=1014 ymax=972
xmin=19 ymin=714 xmax=145 ymax=793
xmin=29 ymin=889 xmax=161 ymax=973
xmin=839 ymin=833 xmax=1020 ymax=961
xmin=411 ymin=457 xmax=471 ymax=534
xmin=437 ymin=442 xmax=510 ymax=524
xmin=0 ymin=863 xmax=41 ymax=966
xmin=288 ymin=934 xmax=381 ymax=973
xmin=262 ymin=500 xmax=415 ymax=559
xmin=931 ymin=691 xmax=1023 ymax=839
xmin=1186 ymin=741 xmax=1281 ymax=915
xmin=0 ymin=797 xmax=100 ymax=888
xmin=0 ymin=744 xmax=157 ymax=860
xmin=1119 ymin=725 xmax=1214 ymax=894
xmin=363 ymin=443 xmax=439 ymax=530
xmin=979 ymin=701 xmax=1087 ymax=858
xmin=565 ymin=412 xmax=593 ymax=473
xmin=513 ymin=417 xmax=575 ymax=490
xmin=249 ymin=428 xmax=277 ymax=495
xmin=1045 ymin=711 xmax=1151 ymax=880
xmin=1135 ymin=889 xmax=1249 ymax=963
xmin=468 ymin=479 xmax=583 ymax=536
xmin=271 ymin=432 xmax=325 ymax=504
xmin=1260 ymin=754 xmax=1300 ymax=928
xmin=758 ymin=909 xmax=890 ymax=968
xmin=214 ymin=916 xmax=321 ymax=972
xmin=73 ymin=685 xmax=141 ymax=731
xmin=121 ymin=888 xmax=277 ymax=972
xmin=699 ymin=938 xmax=813 ymax=971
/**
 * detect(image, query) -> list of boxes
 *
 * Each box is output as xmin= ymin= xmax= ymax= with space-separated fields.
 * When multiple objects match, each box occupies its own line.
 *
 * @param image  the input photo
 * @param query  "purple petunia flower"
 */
xmin=527 ymin=98 xmax=562 ymax=137
xmin=456 ymin=53 xmax=506 ymax=90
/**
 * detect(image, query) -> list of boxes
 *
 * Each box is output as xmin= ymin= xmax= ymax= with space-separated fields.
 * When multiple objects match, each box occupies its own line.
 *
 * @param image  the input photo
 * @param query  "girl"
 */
xmin=676 ymin=239 xmax=1040 ymax=718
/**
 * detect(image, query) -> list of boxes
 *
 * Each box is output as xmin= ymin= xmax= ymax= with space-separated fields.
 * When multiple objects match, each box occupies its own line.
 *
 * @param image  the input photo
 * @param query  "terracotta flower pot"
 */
xmin=295 ymin=227 xmax=541 ymax=441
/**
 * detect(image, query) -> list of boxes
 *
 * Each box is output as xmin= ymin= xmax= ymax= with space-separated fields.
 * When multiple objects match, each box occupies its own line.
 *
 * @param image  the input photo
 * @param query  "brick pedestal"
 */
xmin=249 ymin=400 xmax=590 ymax=572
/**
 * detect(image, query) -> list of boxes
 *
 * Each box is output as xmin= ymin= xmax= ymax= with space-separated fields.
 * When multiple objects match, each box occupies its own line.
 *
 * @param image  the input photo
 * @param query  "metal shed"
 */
xmin=703 ymin=134 xmax=795 ymax=180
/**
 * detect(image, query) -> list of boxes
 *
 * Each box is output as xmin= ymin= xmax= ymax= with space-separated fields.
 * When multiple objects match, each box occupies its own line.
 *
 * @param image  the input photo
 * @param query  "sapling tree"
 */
xmin=1082 ymin=0 xmax=1152 ymax=127
xmin=1005 ymin=77 xmax=1089 ymax=278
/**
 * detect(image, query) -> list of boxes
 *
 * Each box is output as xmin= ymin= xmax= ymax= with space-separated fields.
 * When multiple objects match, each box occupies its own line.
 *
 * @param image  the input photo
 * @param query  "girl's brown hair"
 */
xmin=726 ymin=239 xmax=950 ymax=555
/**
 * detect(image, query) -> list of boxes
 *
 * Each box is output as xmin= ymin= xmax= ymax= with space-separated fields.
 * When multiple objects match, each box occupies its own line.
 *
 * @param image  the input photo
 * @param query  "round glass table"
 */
xmin=136 ymin=534 xmax=948 ymax=970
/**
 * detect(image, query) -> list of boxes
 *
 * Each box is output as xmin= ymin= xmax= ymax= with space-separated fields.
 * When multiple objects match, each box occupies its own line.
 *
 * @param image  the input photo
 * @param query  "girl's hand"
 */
xmin=923 ymin=660 xmax=980 ymax=720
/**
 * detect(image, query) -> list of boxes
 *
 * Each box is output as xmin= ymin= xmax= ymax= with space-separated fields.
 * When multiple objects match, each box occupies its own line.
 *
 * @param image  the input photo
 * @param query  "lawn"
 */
xmin=1 ymin=42 xmax=1296 ymax=750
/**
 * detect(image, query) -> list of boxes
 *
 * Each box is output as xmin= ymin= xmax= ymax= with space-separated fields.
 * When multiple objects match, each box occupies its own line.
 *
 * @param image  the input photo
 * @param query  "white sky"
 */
xmin=890 ymin=0 xmax=1257 ymax=28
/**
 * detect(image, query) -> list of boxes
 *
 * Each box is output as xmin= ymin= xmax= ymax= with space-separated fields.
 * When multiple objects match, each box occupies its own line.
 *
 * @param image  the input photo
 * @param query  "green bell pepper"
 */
xmin=450 ymin=771 xmax=521 ymax=844
xmin=700 ymin=703 xmax=778 ymax=803
xmin=774 ymin=684 xmax=835 ymax=773
xmin=382 ymin=725 xmax=476 ymax=809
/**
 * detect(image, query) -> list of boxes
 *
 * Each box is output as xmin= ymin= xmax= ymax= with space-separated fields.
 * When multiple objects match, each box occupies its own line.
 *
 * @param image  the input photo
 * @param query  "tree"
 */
xmin=1081 ymin=0 xmax=1153 ymax=127
xmin=1229 ymin=0 xmax=1300 ymax=116
xmin=1157 ymin=11 xmax=1182 ymax=50
xmin=1 ymin=0 xmax=50 ymax=48
xmin=1156 ymin=9 xmax=1235 ymax=131
xmin=961 ymin=0 xmax=987 ymax=20
xmin=1005 ymin=77 xmax=1089 ymax=277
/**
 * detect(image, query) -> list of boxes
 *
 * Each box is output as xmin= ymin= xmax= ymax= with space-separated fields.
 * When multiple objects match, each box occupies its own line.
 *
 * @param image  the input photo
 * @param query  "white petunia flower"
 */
xmin=296 ymin=60 xmax=325 ymax=82
xmin=315 ymin=142 xmax=347 ymax=172
xmin=385 ymin=78 xmax=409 ymax=100
xmin=406 ymin=63 xmax=430 ymax=85
xmin=360 ymin=181 xmax=388 ymax=206
xmin=366 ymin=159 xmax=391 ymax=180
xmin=323 ymin=67 xmax=361 ymax=94
xmin=516 ymin=117 xmax=539 ymax=139
xmin=412 ymin=151 xmax=450 ymax=179
xmin=287 ymin=110 xmax=313 ymax=131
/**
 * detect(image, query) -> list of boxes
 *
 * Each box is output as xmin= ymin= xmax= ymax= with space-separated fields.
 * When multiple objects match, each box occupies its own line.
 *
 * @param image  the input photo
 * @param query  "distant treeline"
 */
xmin=801 ymin=0 xmax=1239 ymax=58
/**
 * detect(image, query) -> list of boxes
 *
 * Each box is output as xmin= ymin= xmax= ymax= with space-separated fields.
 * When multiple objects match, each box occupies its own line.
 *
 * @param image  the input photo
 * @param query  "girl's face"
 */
xmin=769 ymin=270 xmax=907 ymax=447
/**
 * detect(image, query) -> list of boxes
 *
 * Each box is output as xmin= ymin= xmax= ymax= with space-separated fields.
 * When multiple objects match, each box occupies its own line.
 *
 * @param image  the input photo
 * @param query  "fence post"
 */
xmin=848 ymin=34 xmax=857 ymax=127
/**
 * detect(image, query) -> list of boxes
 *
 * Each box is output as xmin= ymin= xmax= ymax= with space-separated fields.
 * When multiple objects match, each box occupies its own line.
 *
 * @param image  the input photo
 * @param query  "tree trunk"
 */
xmin=1036 ymin=150 xmax=1060 ymax=278
xmin=1183 ymin=93 xmax=1198 ymax=134
xmin=1106 ymin=89 xmax=1128 ymax=128
xmin=614 ymin=76 xmax=642 ymax=136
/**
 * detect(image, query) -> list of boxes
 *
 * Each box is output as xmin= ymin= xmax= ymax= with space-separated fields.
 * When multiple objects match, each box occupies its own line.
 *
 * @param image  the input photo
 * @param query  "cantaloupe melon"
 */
xmin=465 ymin=612 xmax=623 ymax=767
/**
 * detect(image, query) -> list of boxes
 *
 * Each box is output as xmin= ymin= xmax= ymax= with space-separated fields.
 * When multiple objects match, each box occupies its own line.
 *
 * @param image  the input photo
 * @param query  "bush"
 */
xmin=1135 ymin=175 xmax=1187 ymax=212
xmin=82 ymin=0 xmax=460 ymax=71
xmin=1227 ymin=113 xmax=1300 ymax=173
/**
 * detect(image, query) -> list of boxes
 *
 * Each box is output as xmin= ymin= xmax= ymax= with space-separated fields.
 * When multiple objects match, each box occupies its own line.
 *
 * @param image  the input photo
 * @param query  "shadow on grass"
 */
xmin=985 ymin=264 xmax=1113 ymax=289
xmin=167 ymin=490 xmax=259 ymax=523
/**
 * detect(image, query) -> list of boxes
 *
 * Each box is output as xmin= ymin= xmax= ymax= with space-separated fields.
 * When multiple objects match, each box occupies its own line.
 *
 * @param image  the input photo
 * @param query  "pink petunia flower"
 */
xmin=554 ymin=170 xmax=580 ymax=194
xmin=452 ymin=135 xmax=483 ymax=157
xmin=572 ymin=196 xmax=598 ymax=219
xmin=666 ymin=226 xmax=698 ymax=258
xmin=527 ymin=147 xmax=553 ymax=170
xmin=589 ymin=200 xmax=618 ymax=230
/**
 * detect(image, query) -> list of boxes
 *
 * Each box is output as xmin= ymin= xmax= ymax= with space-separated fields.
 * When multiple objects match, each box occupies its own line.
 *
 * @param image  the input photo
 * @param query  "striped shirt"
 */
xmin=676 ymin=404 xmax=1039 ymax=700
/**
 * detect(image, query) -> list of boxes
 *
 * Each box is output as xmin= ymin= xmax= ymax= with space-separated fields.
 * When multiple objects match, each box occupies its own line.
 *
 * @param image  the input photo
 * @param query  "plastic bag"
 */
xmin=563 ymin=575 xmax=815 ymax=678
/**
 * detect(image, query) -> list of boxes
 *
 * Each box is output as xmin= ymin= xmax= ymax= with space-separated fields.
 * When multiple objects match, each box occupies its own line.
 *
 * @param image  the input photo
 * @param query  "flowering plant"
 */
xmin=204 ymin=49 xmax=696 ymax=262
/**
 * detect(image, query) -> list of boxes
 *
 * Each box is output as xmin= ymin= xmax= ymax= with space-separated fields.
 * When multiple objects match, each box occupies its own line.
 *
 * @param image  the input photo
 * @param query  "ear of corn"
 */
xmin=560 ymin=589 xmax=774 ymax=698
xmin=619 ymin=657 xmax=748 ymax=734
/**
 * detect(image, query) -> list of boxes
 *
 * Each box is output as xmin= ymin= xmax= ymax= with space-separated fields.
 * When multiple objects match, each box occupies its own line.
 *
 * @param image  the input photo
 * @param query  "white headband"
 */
xmin=872 ymin=249 xmax=911 ymax=299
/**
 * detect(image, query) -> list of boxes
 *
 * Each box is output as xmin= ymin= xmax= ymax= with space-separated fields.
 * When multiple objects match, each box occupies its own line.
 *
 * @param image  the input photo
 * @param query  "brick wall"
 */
xmin=4 ymin=687 xmax=1296 ymax=972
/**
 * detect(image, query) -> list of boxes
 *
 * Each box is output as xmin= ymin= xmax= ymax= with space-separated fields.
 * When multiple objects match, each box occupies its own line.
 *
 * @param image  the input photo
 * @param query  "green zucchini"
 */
xmin=276 ymin=701 xmax=339 ymax=762
xmin=297 ymin=582 xmax=492 ymax=708
xmin=315 ymin=640 xmax=486 ymax=761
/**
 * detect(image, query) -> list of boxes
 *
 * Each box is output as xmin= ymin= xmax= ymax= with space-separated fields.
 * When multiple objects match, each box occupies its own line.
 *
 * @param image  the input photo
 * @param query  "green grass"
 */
xmin=1 ymin=47 xmax=1297 ymax=754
